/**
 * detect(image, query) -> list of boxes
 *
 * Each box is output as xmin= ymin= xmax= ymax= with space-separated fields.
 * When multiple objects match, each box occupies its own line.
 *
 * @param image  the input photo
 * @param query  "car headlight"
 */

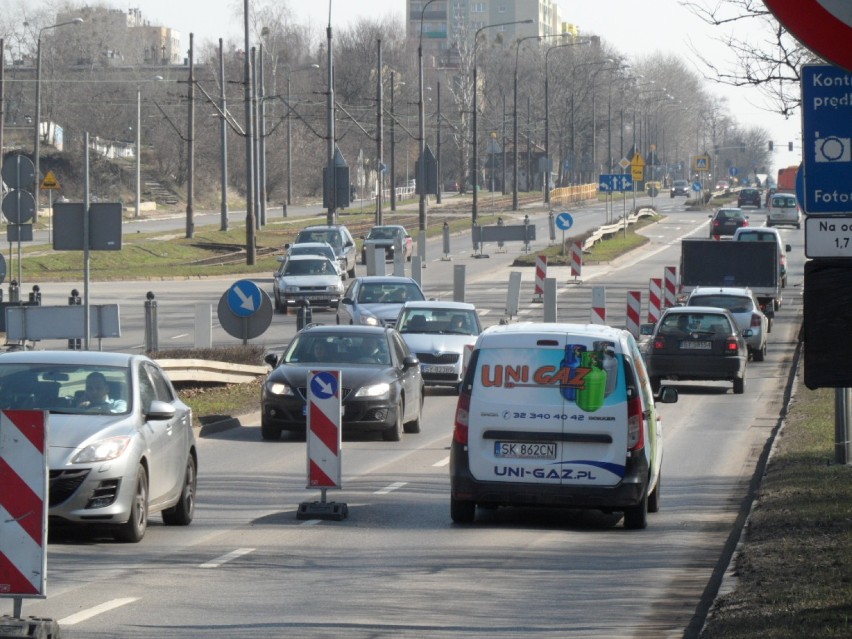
xmin=354 ymin=382 xmax=390 ymax=398
xmin=328 ymin=284 xmax=344 ymax=293
xmin=359 ymin=311 xmax=381 ymax=326
xmin=284 ymin=285 xmax=299 ymax=293
xmin=267 ymin=381 xmax=295 ymax=396
xmin=72 ymin=436 xmax=131 ymax=463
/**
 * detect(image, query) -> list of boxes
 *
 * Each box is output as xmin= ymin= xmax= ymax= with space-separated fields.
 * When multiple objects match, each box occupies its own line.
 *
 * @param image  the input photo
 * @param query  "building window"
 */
xmin=472 ymin=2 xmax=486 ymax=13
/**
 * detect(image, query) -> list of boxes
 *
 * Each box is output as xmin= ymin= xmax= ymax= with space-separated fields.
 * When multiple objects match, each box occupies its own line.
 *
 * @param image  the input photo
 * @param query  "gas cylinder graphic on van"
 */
xmin=576 ymin=351 xmax=606 ymax=412
xmin=601 ymin=347 xmax=618 ymax=396
xmin=560 ymin=344 xmax=586 ymax=401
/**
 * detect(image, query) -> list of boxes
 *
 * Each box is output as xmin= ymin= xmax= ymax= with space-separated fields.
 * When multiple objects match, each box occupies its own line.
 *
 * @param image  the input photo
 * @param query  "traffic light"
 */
xmin=768 ymin=141 xmax=774 ymax=151
xmin=788 ymin=142 xmax=794 ymax=151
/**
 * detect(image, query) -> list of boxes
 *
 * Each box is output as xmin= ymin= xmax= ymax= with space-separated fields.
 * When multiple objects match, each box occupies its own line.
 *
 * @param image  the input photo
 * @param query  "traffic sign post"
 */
xmin=298 ymin=370 xmax=348 ymax=521
xmin=556 ymin=212 xmax=573 ymax=256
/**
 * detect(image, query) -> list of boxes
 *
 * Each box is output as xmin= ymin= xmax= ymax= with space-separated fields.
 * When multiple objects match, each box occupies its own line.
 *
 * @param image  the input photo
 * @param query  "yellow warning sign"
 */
xmin=631 ymin=153 xmax=645 ymax=181
xmin=40 ymin=170 xmax=61 ymax=190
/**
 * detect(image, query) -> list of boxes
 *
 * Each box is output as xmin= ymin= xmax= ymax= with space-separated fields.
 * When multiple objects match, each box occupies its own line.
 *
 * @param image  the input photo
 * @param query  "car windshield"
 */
xmin=717 ymin=210 xmax=742 ymax=220
xmin=736 ymin=232 xmax=775 ymax=243
xmin=284 ymin=335 xmax=391 ymax=366
xmin=298 ymin=230 xmax=341 ymax=248
xmin=283 ymin=259 xmax=336 ymax=276
xmin=367 ymin=227 xmax=399 ymax=240
xmin=0 ymin=364 xmax=131 ymax=414
xmin=398 ymin=309 xmax=479 ymax=335
xmin=690 ymin=296 xmax=752 ymax=314
xmin=291 ymin=245 xmax=333 ymax=260
xmin=658 ymin=313 xmax=732 ymax=336
xmin=357 ymin=282 xmax=424 ymax=304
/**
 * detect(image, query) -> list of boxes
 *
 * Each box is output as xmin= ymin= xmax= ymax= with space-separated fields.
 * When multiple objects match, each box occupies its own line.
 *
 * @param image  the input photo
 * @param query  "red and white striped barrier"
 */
xmin=591 ymin=286 xmax=606 ymax=325
xmin=306 ymin=371 xmax=342 ymax=489
xmin=648 ymin=278 xmax=662 ymax=324
xmin=570 ymin=242 xmax=583 ymax=279
xmin=533 ymin=255 xmax=547 ymax=302
xmin=626 ymin=291 xmax=642 ymax=337
xmin=663 ymin=266 xmax=677 ymax=308
xmin=0 ymin=410 xmax=48 ymax=597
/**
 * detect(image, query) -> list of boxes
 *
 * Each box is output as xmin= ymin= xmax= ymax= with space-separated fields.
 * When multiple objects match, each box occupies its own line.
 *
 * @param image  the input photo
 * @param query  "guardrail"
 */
xmin=156 ymin=359 xmax=267 ymax=384
xmin=580 ymin=207 xmax=657 ymax=251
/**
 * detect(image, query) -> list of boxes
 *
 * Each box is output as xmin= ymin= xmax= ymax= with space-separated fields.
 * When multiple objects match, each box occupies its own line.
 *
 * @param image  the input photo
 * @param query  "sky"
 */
xmin=61 ymin=0 xmax=804 ymax=173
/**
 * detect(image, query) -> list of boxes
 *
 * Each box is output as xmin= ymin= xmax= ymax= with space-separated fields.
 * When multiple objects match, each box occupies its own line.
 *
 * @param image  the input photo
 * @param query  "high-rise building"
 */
xmin=407 ymin=0 xmax=565 ymax=68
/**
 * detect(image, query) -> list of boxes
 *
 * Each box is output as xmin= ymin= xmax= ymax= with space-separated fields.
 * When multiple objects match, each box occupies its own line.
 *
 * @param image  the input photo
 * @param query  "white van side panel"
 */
xmin=467 ymin=337 xmax=629 ymax=488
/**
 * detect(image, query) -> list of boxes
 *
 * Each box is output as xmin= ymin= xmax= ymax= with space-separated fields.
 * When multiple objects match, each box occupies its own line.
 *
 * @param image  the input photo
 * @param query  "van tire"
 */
xmin=623 ymin=491 xmax=648 ymax=530
xmin=451 ymin=497 xmax=476 ymax=523
xmin=650 ymin=376 xmax=661 ymax=394
xmin=648 ymin=475 xmax=661 ymax=513
xmin=733 ymin=376 xmax=745 ymax=394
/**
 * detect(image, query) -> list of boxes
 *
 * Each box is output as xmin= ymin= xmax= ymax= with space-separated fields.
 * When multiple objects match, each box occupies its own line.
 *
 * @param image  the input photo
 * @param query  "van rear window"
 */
xmin=471 ymin=340 xmax=626 ymax=413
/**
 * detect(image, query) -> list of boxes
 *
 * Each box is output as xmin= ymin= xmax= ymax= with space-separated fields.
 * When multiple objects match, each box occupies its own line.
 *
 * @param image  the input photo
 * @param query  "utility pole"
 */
xmin=243 ymin=0 xmax=256 ymax=264
xmin=186 ymin=33 xmax=194 ymax=239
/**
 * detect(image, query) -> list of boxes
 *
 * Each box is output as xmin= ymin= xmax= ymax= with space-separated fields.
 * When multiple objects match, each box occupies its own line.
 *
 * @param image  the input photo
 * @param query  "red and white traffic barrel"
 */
xmin=571 ymin=242 xmax=583 ymax=279
xmin=533 ymin=255 xmax=547 ymax=302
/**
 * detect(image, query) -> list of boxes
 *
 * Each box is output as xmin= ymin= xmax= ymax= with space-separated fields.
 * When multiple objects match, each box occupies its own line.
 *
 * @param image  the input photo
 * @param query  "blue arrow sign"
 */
xmin=310 ymin=371 xmax=339 ymax=399
xmin=227 ymin=279 xmax=263 ymax=318
xmin=598 ymin=174 xmax=634 ymax=192
xmin=618 ymin=175 xmax=634 ymax=191
xmin=556 ymin=212 xmax=573 ymax=230
xmin=802 ymin=64 xmax=852 ymax=214
xmin=692 ymin=181 xmax=702 ymax=192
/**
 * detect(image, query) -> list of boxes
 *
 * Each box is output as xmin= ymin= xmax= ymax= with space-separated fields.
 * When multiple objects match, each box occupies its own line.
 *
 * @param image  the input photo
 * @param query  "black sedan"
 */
xmin=737 ymin=187 xmax=762 ymax=208
xmin=708 ymin=207 xmax=749 ymax=238
xmin=644 ymin=306 xmax=749 ymax=395
xmin=261 ymin=325 xmax=424 ymax=442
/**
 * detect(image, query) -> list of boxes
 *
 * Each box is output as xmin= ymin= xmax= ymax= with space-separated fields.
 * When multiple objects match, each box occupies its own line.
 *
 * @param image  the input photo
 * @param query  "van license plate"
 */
xmin=495 ymin=442 xmax=557 ymax=460
xmin=422 ymin=364 xmax=455 ymax=374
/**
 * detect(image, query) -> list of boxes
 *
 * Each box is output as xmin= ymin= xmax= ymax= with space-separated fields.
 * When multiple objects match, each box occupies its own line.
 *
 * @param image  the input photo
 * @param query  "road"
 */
xmin=0 ymin=196 xmax=802 ymax=638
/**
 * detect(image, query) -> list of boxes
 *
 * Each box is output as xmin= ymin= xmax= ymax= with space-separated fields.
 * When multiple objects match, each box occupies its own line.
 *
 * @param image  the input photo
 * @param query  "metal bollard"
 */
xmin=548 ymin=211 xmax=556 ymax=243
xmin=283 ymin=203 xmax=288 ymax=218
xmin=144 ymin=291 xmax=159 ymax=353
xmin=29 ymin=285 xmax=41 ymax=304
xmin=8 ymin=280 xmax=19 ymax=303
xmin=296 ymin=299 xmax=312 ymax=331
xmin=497 ymin=216 xmax=505 ymax=251
xmin=68 ymin=288 xmax=82 ymax=350
xmin=441 ymin=221 xmax=452 ymax=261
xmin=523 ymin=214 xmax=531 ymax=253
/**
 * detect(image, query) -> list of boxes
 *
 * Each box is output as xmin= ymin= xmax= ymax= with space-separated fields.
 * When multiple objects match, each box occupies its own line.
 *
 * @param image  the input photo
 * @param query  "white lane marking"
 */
xmin=59 ymin=597 xmax=139 ymax=626
xmin=199 ymin=547 xmax=255 ymax=569
xmin=300 ymin=519 xmax=322 ymax=526
xmin=171 ymin=333 xmax=189 ymax=340
xmin=433 ymin=457 xmax=450 ymax=467
xmin=478 ymin=308 xmax=491 ymax=315
xmin=374 ymin=481 xmax=407 ymax=495
xmin=518 ymin=308 xmax=532 ymax=315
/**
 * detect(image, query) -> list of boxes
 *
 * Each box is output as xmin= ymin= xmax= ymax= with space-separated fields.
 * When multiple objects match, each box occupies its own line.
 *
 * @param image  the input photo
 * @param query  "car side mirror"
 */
xmin=640 ymin=323 xmax=656 ymax=336
xmin=763 ymin=307 xmax=775 ymax=318
xmin=146 ymin=400 xmax=177 ymax=420
xmin=785 ymin=244 xmax=792 ymax=252
xmin=657 ymin=387 xmax=678 ymax=404
xmin=403 ymin=355 xmax=420 ymax=369
xmin=342 ymin=296 xmax=354 ymax=305
xmin=264 ymin=353 xmax=279 ymax=367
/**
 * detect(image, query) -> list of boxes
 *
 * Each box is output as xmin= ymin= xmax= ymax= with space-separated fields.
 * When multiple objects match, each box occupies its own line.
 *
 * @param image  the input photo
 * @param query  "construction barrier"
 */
xmin=570 ymin=242 xmax=583 ymax=279
xmin=664 ymin=266 xmax=677 ymax=308
xmin=626 ymin=291 xmax=642 ymax=337
xmin=591 ymin=286 xmax=606 ymax=325
xmin=533 ymin=255 xmax=547 ymax=302
xmin=648 ymin=278 xmax=662 ymax=324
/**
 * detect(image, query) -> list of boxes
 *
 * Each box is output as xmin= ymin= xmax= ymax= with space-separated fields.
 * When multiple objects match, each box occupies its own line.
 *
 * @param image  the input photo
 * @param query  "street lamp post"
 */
xmin=285 ymin=63 xmax=320 ymax=206
xmin=544 ymin=39 xmax=589 ymax=204
xmin=472 ymin=19 xmax=533 ymax=225
xmin=569 ymin=58 xmax=611 ymax=185
xmin=417 ymin=0 xmax=439 ymax=232
xmin=512 ymin=35 xmax=541 ymax=211
xmin=32 ymin=17 xmax=82 ymax=221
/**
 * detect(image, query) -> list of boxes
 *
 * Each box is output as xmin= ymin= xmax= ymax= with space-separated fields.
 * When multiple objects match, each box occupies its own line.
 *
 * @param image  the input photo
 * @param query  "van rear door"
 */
xmin=466 ymin=331 xmax=628 ymax=488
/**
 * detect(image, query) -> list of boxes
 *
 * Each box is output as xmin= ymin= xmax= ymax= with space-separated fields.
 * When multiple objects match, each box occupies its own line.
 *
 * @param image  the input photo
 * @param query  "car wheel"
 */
xmin=261 ymin=417 xmax=282 ymax=441
xmin=382 ymin=401 xmax=403 ymax=441
xmin=650 ymin=376 xmax=661 ymax=394
xmin=753 ymin=342 xmax=766 ymax=362
xmin=281 ymin=299 xmax=288 ymax=315
xmin=648 ymin=473 xmax=661 ymax=513
xmin=623 ymin=489 xmax=648 ymax=530
xmin=733 ymin=376 xmax=745 ymax=394
xmin=347 ymin=266 xmax=356 ymax=279
xmin=451 ymin=497 xmax=476 ymax=523
xmin=162 ymin=454 xmax=196 ymax=526
xmin=273 ymin=294 xmax=281 ymax=312
xmin=404 ymin=389 xmax=424 ymax=434
xmin=114 ymin=464 xmax=148 ymax=543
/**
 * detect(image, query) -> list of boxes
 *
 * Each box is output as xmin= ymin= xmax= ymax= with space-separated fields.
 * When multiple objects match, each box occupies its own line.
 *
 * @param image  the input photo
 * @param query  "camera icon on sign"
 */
xmin=815 ymin=135 xmax=851 ymax=162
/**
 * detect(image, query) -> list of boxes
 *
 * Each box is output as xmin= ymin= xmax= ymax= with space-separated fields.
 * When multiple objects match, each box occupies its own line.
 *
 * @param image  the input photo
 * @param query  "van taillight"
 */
xmin=453 ymin=390 xmax=470 ymax=445
xmin=627 ymin=396 xmax=644 ymax=451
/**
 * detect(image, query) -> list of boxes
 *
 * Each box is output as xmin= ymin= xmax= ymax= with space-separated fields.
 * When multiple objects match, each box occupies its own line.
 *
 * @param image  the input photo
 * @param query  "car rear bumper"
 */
xmin=648 ymin=354 xmax=745 ymax=380
xmin=449 ymin=441 xmax=649 ymax=510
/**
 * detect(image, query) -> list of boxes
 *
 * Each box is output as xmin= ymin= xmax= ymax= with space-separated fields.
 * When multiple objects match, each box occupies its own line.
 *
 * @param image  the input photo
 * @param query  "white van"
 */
xmin=450 ymin=323 xmax=677 ymax=529
xmin=768 ymin=193 xmax=801 ymax=228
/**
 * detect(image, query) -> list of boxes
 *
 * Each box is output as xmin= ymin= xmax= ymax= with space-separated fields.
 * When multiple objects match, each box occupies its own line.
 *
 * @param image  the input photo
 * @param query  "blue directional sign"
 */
xmin=598 ymin=174 xmax=634 ymax=192
xmin=556 ymin=212 xmax=573 ymax=230
xmin=227 ymin=279 xmax=263 ymax=317
xmin=802 ymin=64 xmax=852 ymax=214
xmin=692 ymin=181 xmax=702 ymax=192
xmin=310 ymin=371 xmax=339 ymax=399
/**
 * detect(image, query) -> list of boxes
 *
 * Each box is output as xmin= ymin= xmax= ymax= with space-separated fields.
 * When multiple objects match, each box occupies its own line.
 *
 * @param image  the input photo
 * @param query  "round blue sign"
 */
xmin=226 ymin=279 xmax=263 ymax=317
xmin=692 ymin=181 xmax=702 ymax=192
xmin=311 ymin=371 xmax=339 ymax=399
xmin=555 ymin=212 xmax=573 ymax=230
